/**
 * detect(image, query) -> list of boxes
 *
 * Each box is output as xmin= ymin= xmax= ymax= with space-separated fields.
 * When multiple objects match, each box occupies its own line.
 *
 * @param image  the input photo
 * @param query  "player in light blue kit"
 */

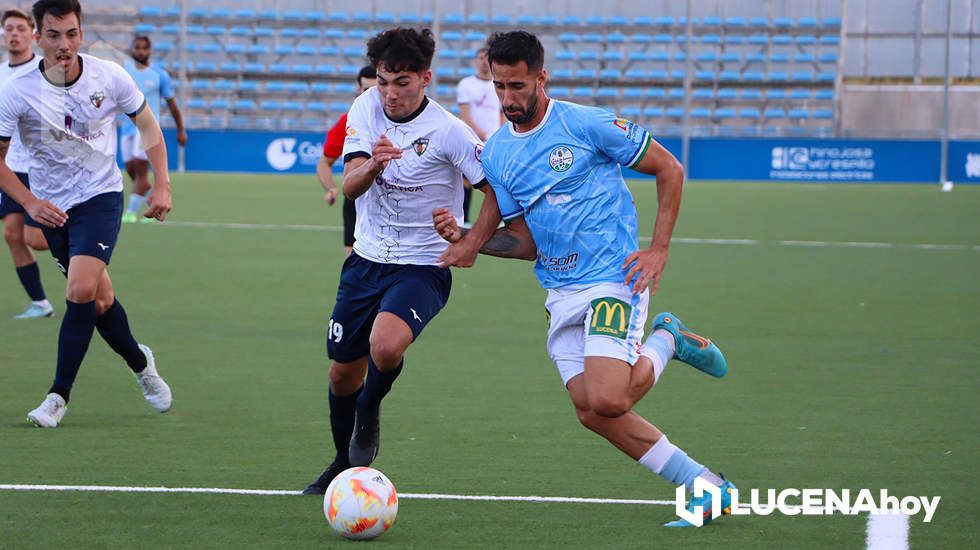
xmin=433 ymin=31 xmax=736 ymax=527
xmin=119 ymin=35 xmax=186 ymax=223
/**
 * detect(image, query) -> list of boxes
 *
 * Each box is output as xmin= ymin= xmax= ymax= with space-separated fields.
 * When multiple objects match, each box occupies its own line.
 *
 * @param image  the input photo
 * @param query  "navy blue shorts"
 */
xmin=41 ymin=191 xmax=123 ymax=275
xmin=327 ymin=252 xmax=452 ymax=363
xmin=0 ymin=172 xmax=42 ymax=228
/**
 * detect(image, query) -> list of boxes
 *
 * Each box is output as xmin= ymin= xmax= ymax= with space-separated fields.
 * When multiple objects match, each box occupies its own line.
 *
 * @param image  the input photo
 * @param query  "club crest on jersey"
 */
xmin=412 ymin=137 xmax=429 ymax=156
xmin=549 ymin=146 xmax=574 ymax=172
xmin=89 ymin=91 xmax=105 ymax=109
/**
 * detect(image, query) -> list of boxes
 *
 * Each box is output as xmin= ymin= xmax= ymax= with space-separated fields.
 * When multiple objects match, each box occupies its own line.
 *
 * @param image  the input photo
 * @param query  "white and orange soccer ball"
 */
xmin=323 ymin=467 xmax=399 ymax=540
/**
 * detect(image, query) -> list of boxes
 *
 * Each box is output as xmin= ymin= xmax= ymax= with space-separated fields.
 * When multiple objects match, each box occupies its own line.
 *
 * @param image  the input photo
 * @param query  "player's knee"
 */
xmin=329 ymin=361 xmax=365 ymax=394
xmin=3 ymin=223 xmax=23 ymax=246
xmin=66 ymin=279 xmax=99 ymax=303
xmin=94 ymin=295 xmax=115 ymax=315
xmin=589 ymin=394 xmax=631 ymax=418
xmin=575 ymin=407 xmax=604 ymax=432
xmin=24 ymin=229 xmax=48 ymax=251
xmin=368 ymin=338 xmax=406 ymax=370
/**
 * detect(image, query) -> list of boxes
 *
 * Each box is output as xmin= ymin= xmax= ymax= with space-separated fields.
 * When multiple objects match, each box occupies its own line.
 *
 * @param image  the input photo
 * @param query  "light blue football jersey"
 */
xmin=119 ymin=61 xmax=174 ymax=136
xmin=481 ymin=99 xmax=652 ymax=289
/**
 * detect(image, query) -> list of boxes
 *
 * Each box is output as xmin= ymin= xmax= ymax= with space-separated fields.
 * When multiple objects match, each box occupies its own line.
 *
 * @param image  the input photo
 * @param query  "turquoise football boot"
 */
xmin=121 ymin=211 xmax=138 ymax=224
xmin=14 ymin=303 xmax=55 ymax=319
xmin=652 ymin=312 xmax=727 ymax=378
xmin=664 ymin=476 xmax=737 ymax=527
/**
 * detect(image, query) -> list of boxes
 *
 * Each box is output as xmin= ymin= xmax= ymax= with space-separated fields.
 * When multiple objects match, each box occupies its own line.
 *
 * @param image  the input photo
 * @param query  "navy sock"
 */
xmin=329 ymin=386 xmax=362 ymax=466
xmin=356 ymin=357 xmax=403 ymax=412
xmin=95 ymin=299 xmax=147 ymax=373
xmin=15 ymin=262 xmax=46 ymax=301
xmin=49 ymin=300 xmax=98 ymax=402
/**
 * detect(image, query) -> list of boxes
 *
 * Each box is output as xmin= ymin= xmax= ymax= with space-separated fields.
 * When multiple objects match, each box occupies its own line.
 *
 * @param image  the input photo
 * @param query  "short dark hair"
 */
xmin=366 ymin=27 xmax=435 ymax=73
xmin=487 ymin=31 xmax=544 ymax=72
xmin=32 ymin=0 xmax=82 ymax=31
xmin=2 ymin=9 xmax=34 ymax=28
xmin=356 ymin=65 xmax=376 ymax=86
xmin=132 ymin=34 xmax=151 ymax=48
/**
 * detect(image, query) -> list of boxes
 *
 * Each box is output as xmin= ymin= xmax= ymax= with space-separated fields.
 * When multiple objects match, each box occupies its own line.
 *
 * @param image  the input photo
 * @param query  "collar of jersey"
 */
xmin=8 ymin=53 xmax=35 ymax=68
xmin=509 ymin=97 xmax=555 ymax=138
xmin=39 ymin=54 xmax=83 ymax=88
xmin=384 ymin=96 xmax=429 ymax=124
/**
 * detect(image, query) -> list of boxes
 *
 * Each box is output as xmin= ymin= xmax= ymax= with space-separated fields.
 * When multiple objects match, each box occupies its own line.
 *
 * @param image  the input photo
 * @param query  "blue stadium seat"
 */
xmin=155 ymin=41 xmax=173 ymax=53
xmin=229 ymin=27 xmax=250 ymax=38
xmin=201 ymin=42 xmax=222 ymax=53
xmin=822 ymin=17 xmax=842 ymax=28
xmin=579 ymin=50 xmax=599 ymax=62
xmin=816 ymin=71 xmax=835 ymax=82
xmin=161 ymin=23 xmax=179 ymax=35
xmin=233 ymin=99 xmax=257 ymax=111
xmin=692 ymin=89 xmax=713 ymax=99
xmin=209 ymin=99 xmax=230 ymax=110
xmin=300 ymin=29 xmax=321 ymax=39
xmin=726 ymin=16 xmax=746 ymax=28
xmin=540 ymin=15 xmax=559 ymax=26
xmin=254 ymin=27 xmax=274 ymax=38
xmin=767 ymin=89 xmax=787 ymax=100
xmin=739 ymin=107 xmax=761 ymax=119
xmin=691 ymin=107 xmax=711 ymax=119
xmin=698 ymin=52 xmax=718 ymax=63
xmin=666 ymin=107 xmax=684 ymax=118
xmin=219 ymin=62 xmax=241 ymax=72
xmin=138 ymin=6 xmax=162 ymax=17
xmin=556 ymin=50 xmax=575 ymax=61
xmin=297 ymin=45 xmax=317 ymax=56
xmin=260 ymin=100 xmax=282 ymax=112
xmin=631 ymin=33 xmax=652 ymax=44
xmin=196 ymin=61 xmax=217 ymax=72
xmin=768 ymin=71 xmax=789 ymax=82
xmin=621 ymin=106 xmax=642 ymax=117
xmin=792 ymin=71 xmax=814 ymax=83
xmin=134 ymin=23 xmax=156 ymax=34
xmin=702 ymin=15 xmax=722 ymax=27
xmin=653 ymin=34 xmax=672 ymax=44
xmin=324 ymin=29 xmax=344 ymax=39
xmin=585 ymin=15 xmax=604 ymax=26
xmin=789 ymin=108 xmax=809 ymax=119
xmin=283 ymin=101 xmax=304 ymax=112
xmin=746 ymin=52 xmax=765 ymax=64
xmin=749 ymin=16 xmax=769 ymax=28
xmin=642 ymin=106 xmax=664 ymax=118
xmin=442 ymin=31 xmax=462 ymax=42
xmin=306 ymin=101 xmax=328 ymax=113
xmin=716 ymin=88 xmax=737 ymax=100
xmin=820 ymin=36 xmax=840 ymax=46
xmin=350 ymin=12 xmax=371 ymax=24
xmin=819 ymin=53 xmax=839 ymax=63
xmin=575 ymin=69 xmax=597 ymax=80
xmin=649 ymin=52 xmax=669 ymax=63
xmin=187 ymin=98 xmax=207 ymax=111
xmin=795 ymin=53 xmax=816 ymax=63
xmin=668 ymin=88 xmax=685 ymax=99
xmin=814 ymin=89 xmax=834 ymax=100
xmin=246 ymin=45 xmax=269 ymax=56
xmin=292 ymin=64 xmax=314 ymax=75
xmin=627 ymin=52 xmax=647 ymax=63
xmin=233 ymin=9 xmax=254 ymax=19
xmin=764 ymin=108 xmax=786 ymax=119
xmin=435 ymin=67 xmax=455 ymax=78
xmin=791 ymin=89 xmax=811 ymax=100
xmin=645 ymin=89 xmax=666 ymax=100
xmin=206 ymin=25 xmax=225 ymax=36
xmin=700 ymin=35 xmax=722 ymax=45
xmin=558 ymin=33 xmax=579 ymax=43
xmin=549 ymin=86 xmax=570 ymax=98
xmin=164 ymin=6 xmax=179 ymax=17
xmin=772 ymin=35 xmax=793 ymax=46
xmin=305 ymin=11 xmax=325 ymax=23
xmin=715 ymin=107 xmax=736 ymax=118
xmin=188 ymin=7 xmax=207 ymax=18
xmin=633 ymin=16 xmax=654 ymax=26
xmin=602 ymin=51 xmax=623 ymax=62
xmin=813 ymin=108 xmax=834 ymax=119
xmin=648 ymin=69 xmax=668 ymax=80
xmin=770 ymin=53 xmax=790 ymax=64
xmin=608 ymin=33 xmax=627 ymax=44
xmin=311 ymin=82 xmax=331 ymax=93
xmin=598 ymin=87 xmax=618 ymax=99
xmin=269 ymin=63 xmax=290 ymax=73
xmin=329 ymin=101 xmax=350 ymax=113
xmin=225 ymin=43 xmax=246 ymax=55
xmin=516 ymin=14 xmax=535 ymax=25
xmin=721 ymin=52 xmax=741 ymax=63
xmin=342 ymin=46 xmax=363 ymax=58
xmin=491 ymin=14 xmax=511 ymax=25
xmin=209 ymin=7 xmax=231 ymax=19
xmin=773 ymin=17 xmax=793 ymax=28
xmin=338 ymin=65 xmax=360 ymax=77
xmin=320 ymin=46 xmax=340 ymax=57
xmin=797 ymin=35 xmax=817 ymax=46
xmin=741 ymin=89 xmax=762 ymax=100
xmin=694 ymin=70 xmax=714 ymax=81
xmin=186 ymin=25 xmax=205 ymax=35
xmin=214 ymin=80 xmax=234 ymax=92
xmin=265 ymin=81 xmax=287 ymax=93
xmin=280 ymin=28 xmax=300 ymax=38
xmin=438 ymin=49 xmax=460 ymax=60
xmin=582 ymin=33 xmax=602 ymax=44
xmin=275 ymin=45 xmax=295 ymax=56
xmin=347 ymin=29 xmax=369 ymax=40
xmin=669 ymin=70 xmax=685 ymax=81
xmin=599 ymin=69 xmax=620 ymax=80
xmin=238 ymin=81 xmax=259 ymax=93
xmin=622 ymin=88 xmax=645 ymax=99
xmin=465 ymin=31 xmax=486 ymax=42
xmin=724 ymin=35 xmax=745 ymax=45
xmin=551 ymin=69 xmax=573 ymax=79
xmin=609 ymin=15 xmax=629 ymax=26
xmin=560 ymin=15 xmax=582 ymax=26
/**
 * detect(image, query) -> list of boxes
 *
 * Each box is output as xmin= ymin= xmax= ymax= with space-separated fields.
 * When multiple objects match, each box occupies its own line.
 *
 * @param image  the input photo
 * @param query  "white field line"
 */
xmin=0 ymin=484 xmax=671 ymax=505
xmin=159 ymin=220 xmax=977 ymax=252
xmin=866 ymin=513 xmax=910 ymax=550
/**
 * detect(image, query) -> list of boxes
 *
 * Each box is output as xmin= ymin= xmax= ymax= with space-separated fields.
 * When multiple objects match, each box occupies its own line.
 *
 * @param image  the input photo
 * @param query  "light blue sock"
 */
xmin=127 ymin=193 xmax=146 ymax=214
xmin=659 ymin=447 xmax=708 ymax=490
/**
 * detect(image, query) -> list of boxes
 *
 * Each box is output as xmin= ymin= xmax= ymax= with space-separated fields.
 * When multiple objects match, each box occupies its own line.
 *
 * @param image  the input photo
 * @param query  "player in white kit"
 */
xmin=0 ymin=0 xmax=173 ymax=428
xmin=0 ymin=9 xmax=53 ymax=319
xmin=302 ymin=27 xmax=498 ymax=494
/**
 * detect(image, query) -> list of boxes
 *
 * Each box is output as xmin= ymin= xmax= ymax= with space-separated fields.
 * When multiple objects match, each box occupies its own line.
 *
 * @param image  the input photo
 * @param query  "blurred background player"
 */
xmin=119 ymin=34 xmax=186 ymax=224
xmin=0 ymin=8 xmax=53 ymax=319
xmin=0 ymin=0 xmax=173 ymax=428
xmin=303 ymin=28 xmax=490 ymax=494
xmin=455 ymin=47 xmax=502 ymax=225
xmin=434 ymin=31 xmax=736 ymax=528
xmin=316 ymin=65 xmax=377 ymax=256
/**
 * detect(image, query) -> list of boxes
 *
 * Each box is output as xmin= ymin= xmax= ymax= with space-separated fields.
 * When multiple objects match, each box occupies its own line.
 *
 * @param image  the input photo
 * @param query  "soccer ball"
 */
xmin=323 ymin=467 xmax=398 ymax=540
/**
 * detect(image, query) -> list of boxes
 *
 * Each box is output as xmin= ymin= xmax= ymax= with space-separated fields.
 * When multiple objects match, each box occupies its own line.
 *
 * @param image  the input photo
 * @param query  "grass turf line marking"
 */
xmin=0 ymin=484 xmax=672 ymax=505
xmin=159 ymin=221 xmax=977 ymax=251
xmin=865 ymin=513 xmax=909 ymax=550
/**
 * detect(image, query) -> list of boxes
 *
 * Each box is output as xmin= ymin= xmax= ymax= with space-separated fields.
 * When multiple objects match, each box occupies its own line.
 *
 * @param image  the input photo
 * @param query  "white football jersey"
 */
xmin=342 ymin=88 xmax=485 ymax=265
xmin=0 ymin=53 xmax=146 ymax=210
xmin=456 ymin=75 xmax=502 ymax=138
xmin=0 ymin=54 xmax=38 ymax=173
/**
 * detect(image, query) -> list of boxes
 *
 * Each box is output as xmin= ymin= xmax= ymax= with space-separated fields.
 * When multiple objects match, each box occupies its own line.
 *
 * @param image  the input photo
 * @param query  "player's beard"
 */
xmin=503 ymin=85 xmax=539 ymax=125
xmin=132 ymin=53 xmax=150 ymax=65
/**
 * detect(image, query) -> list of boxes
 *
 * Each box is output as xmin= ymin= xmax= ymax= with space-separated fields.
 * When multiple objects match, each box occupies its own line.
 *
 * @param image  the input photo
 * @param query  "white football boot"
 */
xmin=134 ymin=344 xmax=172 ymax=412
xmin=27 ymin=393 xmax=67 ymax=428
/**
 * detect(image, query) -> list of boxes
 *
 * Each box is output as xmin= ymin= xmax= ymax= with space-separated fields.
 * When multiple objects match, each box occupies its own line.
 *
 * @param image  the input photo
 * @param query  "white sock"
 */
xmin=638 ymin=434 xmax=677 ymax=474
xmin=640 ymin=330 xmax=675 ymax=384
xmin=127 ymin=193 xmax=146 ymax=213
xmin=33 ymin=299 xmax=50 ymax=309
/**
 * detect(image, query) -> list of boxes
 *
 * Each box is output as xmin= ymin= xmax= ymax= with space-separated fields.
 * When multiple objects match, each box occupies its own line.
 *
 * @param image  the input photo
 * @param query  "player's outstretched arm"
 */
xmin=0 ymin=142 xmax=66 ymax=227
xmin=434 ymin=184 xmax=503 ymax=267
xmin=316 ymin=155 xmax=339 ymax=205
xmin=342 ymin=133 xmax=401 ymax=200
xmin=132 ymin=107 xmax=172 ymax=221
xmin=165 ymin=97 xmax=187 ymax=147
xmin=622 ymin=137 xmax=685 ymax=294
xmin=434 ymin=205 xmax=535 ymax=265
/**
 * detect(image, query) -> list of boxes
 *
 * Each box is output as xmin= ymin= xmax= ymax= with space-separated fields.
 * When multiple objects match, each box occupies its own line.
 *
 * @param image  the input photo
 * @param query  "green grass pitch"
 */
xmin=1 ymin=174 xmax=977 ymax=548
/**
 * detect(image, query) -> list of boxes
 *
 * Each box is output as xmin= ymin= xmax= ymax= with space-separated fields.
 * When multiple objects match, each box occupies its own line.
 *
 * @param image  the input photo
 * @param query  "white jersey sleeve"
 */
xmin=0 ymin=83 xmax=22 ymax=139
xmin=341 ymin=89 xmax=374 ymax=160
xmin=107 ymin=61 xmax=146 ymax=117
xmin=443 ymin=117 xmax=486 ymax=187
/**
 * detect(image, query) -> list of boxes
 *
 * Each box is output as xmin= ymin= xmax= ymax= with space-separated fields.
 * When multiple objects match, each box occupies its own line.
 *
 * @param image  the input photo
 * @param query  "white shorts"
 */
xmin=545 ymin=282 xmax=649 ymax=386
xmin=120 ymin=132 xmax=147 ymax=163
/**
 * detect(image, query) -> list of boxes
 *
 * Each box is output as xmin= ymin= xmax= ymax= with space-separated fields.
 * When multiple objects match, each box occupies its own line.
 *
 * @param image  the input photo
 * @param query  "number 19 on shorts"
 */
xmin=328 ymin=319 xmax=343 ymax=343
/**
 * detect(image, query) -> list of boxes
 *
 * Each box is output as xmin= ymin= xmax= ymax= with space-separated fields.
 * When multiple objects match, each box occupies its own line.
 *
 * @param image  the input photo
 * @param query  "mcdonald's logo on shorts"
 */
xmin=589 ymin=297 xmax=631 ymax=340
